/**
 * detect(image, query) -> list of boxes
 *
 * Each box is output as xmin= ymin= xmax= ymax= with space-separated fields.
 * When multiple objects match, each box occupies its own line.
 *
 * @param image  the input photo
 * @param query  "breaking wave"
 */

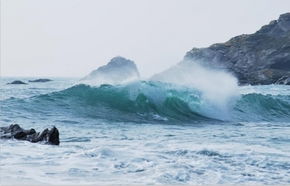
xmin=3 ymin=81 xmax=289 ymax=123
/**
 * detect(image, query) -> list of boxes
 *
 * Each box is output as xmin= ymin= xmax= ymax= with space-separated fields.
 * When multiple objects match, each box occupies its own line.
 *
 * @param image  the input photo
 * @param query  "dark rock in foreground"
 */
xmin=28 ymin=78 xmax=52 ymax=83
xmin=0 ymin=124 xmax=60 ymax=145
xmin=7 ymin=80 xmax=27 ymax=85
xmin=184 ymin=13 xmax=290 ymax=85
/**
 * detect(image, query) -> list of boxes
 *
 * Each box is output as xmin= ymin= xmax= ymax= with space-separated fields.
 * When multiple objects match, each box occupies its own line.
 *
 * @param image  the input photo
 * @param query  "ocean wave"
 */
xmin=34 ymin=82 xmax=213 ymax=122
xmin=1 ymin=81 xmax=290 ymax=123
xmin=233 ymin=93 xmax=290 ymax=121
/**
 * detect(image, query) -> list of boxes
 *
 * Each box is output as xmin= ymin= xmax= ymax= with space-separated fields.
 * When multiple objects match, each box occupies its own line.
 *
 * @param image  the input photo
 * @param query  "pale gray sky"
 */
xmin=1 ymin=0 xmax=290 ymax=77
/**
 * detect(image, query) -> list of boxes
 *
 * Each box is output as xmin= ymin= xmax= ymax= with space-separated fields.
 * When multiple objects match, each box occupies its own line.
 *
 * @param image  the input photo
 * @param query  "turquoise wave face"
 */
xmin=234 ymin=93 xmax=290 ymax=121
xmin=1 ymin=81 xmax=290 ymax=123
xmin=33 ymin=82 xmax=212 ymax=122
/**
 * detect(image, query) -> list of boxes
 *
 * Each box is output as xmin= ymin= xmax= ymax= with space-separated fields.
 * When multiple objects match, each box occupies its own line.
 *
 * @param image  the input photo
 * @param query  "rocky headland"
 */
xmin=183 ymin=13 xmax=290 ymax=85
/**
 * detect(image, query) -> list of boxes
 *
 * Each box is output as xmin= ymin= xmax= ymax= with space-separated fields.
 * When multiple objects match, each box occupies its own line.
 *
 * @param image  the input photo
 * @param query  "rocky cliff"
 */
xmin=184 ymin=13 xmax=290 ymax=85
xmin=82 ymin=56 xmax=140 ymax=85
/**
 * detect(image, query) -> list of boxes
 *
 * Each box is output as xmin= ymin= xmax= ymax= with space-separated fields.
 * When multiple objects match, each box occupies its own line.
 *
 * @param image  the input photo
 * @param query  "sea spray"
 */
xmin=151 ymin=60 xmax=239 ymax=120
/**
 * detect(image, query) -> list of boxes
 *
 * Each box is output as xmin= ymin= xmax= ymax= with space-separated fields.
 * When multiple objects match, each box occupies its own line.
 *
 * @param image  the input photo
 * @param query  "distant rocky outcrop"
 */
xmin=7 ymin=80 xmax=27 ymax=85
xmin=183 ymin=13 xmax=290 ymax=85
xmin=82 ymin=56 xmax=140 ymax=84
xmin=0 ymin=124 xmax=60 ymax=145
xmin=29 ymin=79 xmax=52 ymax=83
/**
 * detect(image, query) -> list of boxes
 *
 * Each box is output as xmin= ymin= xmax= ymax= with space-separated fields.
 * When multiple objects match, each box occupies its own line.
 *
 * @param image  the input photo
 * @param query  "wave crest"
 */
xmin=3 ymin=82 xmax=290 ymax=123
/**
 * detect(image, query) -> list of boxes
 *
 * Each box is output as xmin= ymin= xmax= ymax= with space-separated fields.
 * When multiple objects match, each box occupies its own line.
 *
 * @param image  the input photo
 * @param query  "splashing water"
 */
xmin=151 ymin=60 xmax=239 ymax=120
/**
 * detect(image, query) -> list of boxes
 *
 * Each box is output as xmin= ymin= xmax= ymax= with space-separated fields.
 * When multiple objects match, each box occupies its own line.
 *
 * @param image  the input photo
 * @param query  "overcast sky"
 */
xmin=1 ymin=0 xmax=290 ymax=77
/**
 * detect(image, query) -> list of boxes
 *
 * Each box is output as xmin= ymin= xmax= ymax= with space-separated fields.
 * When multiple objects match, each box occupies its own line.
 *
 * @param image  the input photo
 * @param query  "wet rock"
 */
xmin=0 ymin=124 xmax=60 ymax=145
xmin=7 ymin=80 xmax=27 ymax=85
xmin=275 ymin=76 xmax=290 ymax=85
xmin=28 ymin=79 xmax=52 ymax=83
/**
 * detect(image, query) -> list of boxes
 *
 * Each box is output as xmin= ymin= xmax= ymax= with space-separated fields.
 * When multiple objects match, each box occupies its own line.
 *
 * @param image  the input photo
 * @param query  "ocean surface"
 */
xmin=1 ymin=77 xmax=290 ymax=184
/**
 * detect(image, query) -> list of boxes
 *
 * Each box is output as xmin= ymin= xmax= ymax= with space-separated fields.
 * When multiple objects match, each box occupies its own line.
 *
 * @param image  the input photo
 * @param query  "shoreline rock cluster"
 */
xmin=7 ymin=79 xmax=52 ymax=85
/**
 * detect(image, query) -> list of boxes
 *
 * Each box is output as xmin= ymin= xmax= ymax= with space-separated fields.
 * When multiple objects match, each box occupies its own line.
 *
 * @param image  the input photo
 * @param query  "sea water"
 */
xmin=0 ymin=77 xmax=290 ymax=184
